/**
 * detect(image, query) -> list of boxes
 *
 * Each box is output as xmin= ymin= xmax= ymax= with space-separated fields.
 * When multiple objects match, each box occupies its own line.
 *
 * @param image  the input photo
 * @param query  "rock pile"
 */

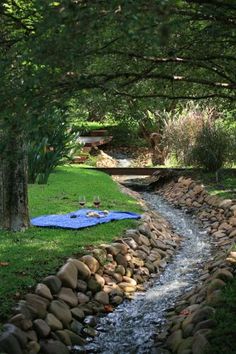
xmin=0 ymin=212 xmax=181 ymax=354
xmin=154 ymin=176 xmax=236 ymax=354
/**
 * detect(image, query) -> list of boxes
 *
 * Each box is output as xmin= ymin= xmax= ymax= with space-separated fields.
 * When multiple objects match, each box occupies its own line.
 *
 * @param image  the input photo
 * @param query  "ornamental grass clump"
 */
xmin=190 ymin=122 xmax=230 ymax=173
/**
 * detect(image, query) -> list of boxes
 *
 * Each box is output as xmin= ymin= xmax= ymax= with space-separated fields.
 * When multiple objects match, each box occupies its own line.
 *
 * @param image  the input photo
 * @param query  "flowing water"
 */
xmin=82 ymin=192 xmax=213 ymax=354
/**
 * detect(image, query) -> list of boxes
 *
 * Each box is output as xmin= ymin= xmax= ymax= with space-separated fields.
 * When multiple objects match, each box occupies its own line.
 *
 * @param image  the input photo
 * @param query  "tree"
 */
xmin=0 ymin=0 xmax=236 ymax=231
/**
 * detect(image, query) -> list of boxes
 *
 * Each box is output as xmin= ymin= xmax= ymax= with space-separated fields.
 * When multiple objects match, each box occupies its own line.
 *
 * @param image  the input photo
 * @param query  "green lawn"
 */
xmin=0 ymin=166 xmax=142 ymax=322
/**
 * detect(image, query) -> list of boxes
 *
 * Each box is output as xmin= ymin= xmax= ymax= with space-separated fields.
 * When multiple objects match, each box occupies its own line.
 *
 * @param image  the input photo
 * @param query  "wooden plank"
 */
xmin=84 ymin=167 xmax=236 ymax=176
xmin=85 ymin=167 xmax=190 ymax=175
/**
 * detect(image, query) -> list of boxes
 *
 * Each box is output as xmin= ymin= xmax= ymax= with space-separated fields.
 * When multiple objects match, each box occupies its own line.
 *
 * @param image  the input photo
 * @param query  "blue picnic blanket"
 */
xmin=31 ymin=209 xmax=141 ymax=229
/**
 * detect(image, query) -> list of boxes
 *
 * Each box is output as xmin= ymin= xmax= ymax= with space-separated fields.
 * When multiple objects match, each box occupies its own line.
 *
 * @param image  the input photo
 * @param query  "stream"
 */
xmin=82 ymin=192 xmax=213 ymax=354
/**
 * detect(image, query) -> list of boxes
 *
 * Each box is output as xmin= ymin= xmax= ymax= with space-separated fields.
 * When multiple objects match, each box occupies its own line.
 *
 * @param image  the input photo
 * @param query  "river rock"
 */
xmin=166 ymin=329 xmax=183 ymax=352
xmin=111 ymin=295 xmax=123 ymax=305
xmin=9 ymin=314 xmax=32 ymax=331
xmin=40 ymin=339 xmax=69 ymax=354
xmin=193 ymin=319 xmax=216 ymax=334
xmin=115 ymin=254 xmax=128 ymax=267
xmin=27 ymin=340 xmax=40 ymax=353
xmin=92 ymin=248 xmax=107 ymax=264
xmin=138 ymin=223 xmax=152 ymax=238
xmin=49 ymin=300 xmax=72 ymax=327
xmin=25 ymin=294 xmax=49 ymax=319
xmin=0 ymin=331 xmax=23 ymax=354
xmin=55 ymin=330 xmax=72 ymax=345
xmin=115 ymin=264 xmax=126 ymax=275
xmin=80 ymin=255 xmax=100 ymax=273
xmin=35 ymin=283 xmax=53 ymax=300
xmin=84 ymin=315 xmax=97 ymax=327
xmin=42 ymin=275 xmax=62 ymax=294
xmin=33 ymin=319 xmax=51 ymax=338
xmin=45 ymin=313 xmax=63 ymax=331
xmin=70 ymin=319 xmax=83 ymax=335
xmin=219 ymin=199 xmax=232 ymax=209
xmin=118 ymin=282 xmax=137 ymax=293
xmin=2 ymin=323 xmax=27 ymax=348
xmin=94 ymin=291 xmax=109 ymax=305
xmin=213 ymin=269 xmax=234 ymax=282
xmin=64 ymin=329 xmax=85 ymax=345
xmin=57 ymin=287 xmax=78 ymax=307
xmin=71 ymin=308 xmax=85 ymax=321
xmin=77 ymin=292 xmax=90 ymax=304
xmin=177 ymin=336 xmax=194 ymax=353
xmin=87 ymin=276 xmax=102 ymax=293
xmin=57 ymin=262 xmax=78 ymax=289
xmin=192 ymin=332 xmax=209 ymax=354
xmin=68 ymin=258 xmax=91 ymax=280
xmin=206 ymin=289 xmax=223 ymax=306
xmin=77 ymin=279 xmax=87 ymax=292
xmin=207 ymin=278 xmax=226 ymax=295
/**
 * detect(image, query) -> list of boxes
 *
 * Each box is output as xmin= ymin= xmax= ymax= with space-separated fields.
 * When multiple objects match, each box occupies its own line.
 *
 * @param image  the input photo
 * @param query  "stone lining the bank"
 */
xmin=154 ymin=177 xmax=236 ymax=354
xmin=0 ymin=211 xmax=181 ymax=354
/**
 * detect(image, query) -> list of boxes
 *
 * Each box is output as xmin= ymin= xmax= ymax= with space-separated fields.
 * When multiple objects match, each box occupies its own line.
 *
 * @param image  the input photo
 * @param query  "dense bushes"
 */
xmin=190 ymin=122 xmax=230 ymax=172
xmin=163 ymin=104 xmax=233 ymax=171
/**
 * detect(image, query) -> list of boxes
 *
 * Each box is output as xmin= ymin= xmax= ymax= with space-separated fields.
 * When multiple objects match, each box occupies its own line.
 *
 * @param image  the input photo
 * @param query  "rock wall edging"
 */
xmin=0 ymin=211 xmax=181 ymax=354
xmin=155 ymin=176 xmax=236 ymax=354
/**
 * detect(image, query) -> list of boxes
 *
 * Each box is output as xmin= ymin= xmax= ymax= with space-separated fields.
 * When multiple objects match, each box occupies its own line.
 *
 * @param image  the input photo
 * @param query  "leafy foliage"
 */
xmin=28 ymin=109 xmax=77 ymax=184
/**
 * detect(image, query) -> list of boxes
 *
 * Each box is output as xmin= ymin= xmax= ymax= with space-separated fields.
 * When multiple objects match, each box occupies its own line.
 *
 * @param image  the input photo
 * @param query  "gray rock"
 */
xmin=0 ymin=332 xmax=23 ymax=354
xmin=192 ymin=333 xmax=209 ymax=354
xmin=92 ymin=248 xmax=107 ymax=265
xmin=94 ymin=291 xmax=109 ymax=305
xmin=33 ymin=319 xmax=51 ymax=338
xmin=115 ymin=254 xmax=128 ymax=268
xmin=25 ymin=294 xmax=49 ymax=319
xmin=71 ymin=307 xmax=85 ymax=321
xmin=27 ymin=340 xmax=40 ymax=354
xmin=77 ymin=279 xmax=88 ymax=292
xmin=2 ymin=323 xmax=27 ymax=348
xmin=45 ymin=313 xmax=63 ymax=331
xmin=166 ymin=329 xmax=183 ymax=352
xmin=55 ymin=330 xmax=72 ymax=345
xmin=80 ymin=255 xmax=100 ymax=273
xmin=40 ymin=339 xmax=69 ymax=354
xmin=193 ymin=319 xmax=217 ymax=333
xmin=49 ymin=300 xmax=72 ymax=327
xmin=94 ymin=273 xmax=105 ymax=288
xmin=57 ymin=262 xmax=78 ymax=289
xmin=9 ymin=313 xmax=33 ymax=331
xmin=87 ymin=276 xmax=102 ymax=293
xmin=84 ymin=315 xmax=97 ymax=327
xmin=64 ymin=329 xmax=86 ymax=345
xmin=42 ymin=275 xmax=62 ymax=294
xmin=77 ymin=292 xmax=90 ymax=304
xmin=57 ymin=287 xmax=78 ymax=307
xmin=68 ymin=258 xmax=91 ymax=280
xmin=70 ymin=319 xmax=83 ymax=335
xmin=35 ymin=283 xmax=53 ymax=300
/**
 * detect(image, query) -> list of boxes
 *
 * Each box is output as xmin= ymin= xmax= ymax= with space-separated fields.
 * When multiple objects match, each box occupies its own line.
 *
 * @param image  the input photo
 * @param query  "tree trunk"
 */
xmin=0 ymin=126 xmax=30 ymax=231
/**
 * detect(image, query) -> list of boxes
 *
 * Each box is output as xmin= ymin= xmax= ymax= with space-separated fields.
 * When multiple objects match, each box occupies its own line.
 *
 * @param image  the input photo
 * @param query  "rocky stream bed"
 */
xmin=0 ymin=175 xmax=236 ymax=354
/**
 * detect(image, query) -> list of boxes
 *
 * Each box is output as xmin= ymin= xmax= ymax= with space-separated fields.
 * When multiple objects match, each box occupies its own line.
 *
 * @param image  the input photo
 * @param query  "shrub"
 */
xmin=163 ymin=103 xmax=219 ymax=165
xmin=190 ymin=122 xmax=230 ymax=172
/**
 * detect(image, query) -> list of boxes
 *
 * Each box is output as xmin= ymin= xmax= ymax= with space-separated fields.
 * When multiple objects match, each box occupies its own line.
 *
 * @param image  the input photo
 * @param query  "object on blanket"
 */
xmin=31 ymin=208 xmax=141 ymax=229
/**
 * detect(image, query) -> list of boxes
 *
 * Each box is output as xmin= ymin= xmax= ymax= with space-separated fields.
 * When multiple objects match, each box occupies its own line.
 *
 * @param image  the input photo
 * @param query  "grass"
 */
xmin=183 ymin=168 xmax=236 ymax=353
xmin=0 ymin=165 xmax=142 ymax=322
xmin=188 ymin=169 xmax=236 ymax=199
xmin=206 ymin=278 xmax=236 ymax=354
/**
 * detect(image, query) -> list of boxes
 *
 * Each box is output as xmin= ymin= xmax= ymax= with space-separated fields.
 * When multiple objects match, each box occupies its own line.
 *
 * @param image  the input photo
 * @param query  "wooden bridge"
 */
xmin=85 ymin=167 xmax=193 ymax=175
